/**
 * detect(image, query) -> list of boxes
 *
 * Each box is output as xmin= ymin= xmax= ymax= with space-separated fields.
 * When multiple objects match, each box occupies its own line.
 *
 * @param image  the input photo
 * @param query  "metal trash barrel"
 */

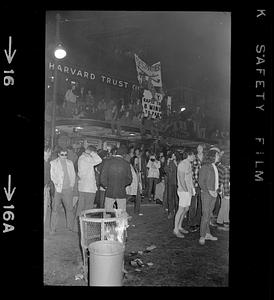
xmin=89 ymin=240 xmax=125 ymax=286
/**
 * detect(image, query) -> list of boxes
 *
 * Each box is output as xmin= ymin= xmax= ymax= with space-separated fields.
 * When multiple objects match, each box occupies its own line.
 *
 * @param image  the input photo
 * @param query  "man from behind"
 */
xmin=100 ymin=145 xmax=132 ymax=212
xmin=75 ymin=145 xmax=102 ymax=219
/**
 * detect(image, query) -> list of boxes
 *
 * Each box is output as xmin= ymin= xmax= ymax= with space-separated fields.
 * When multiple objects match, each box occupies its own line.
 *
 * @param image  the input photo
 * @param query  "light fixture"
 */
xmin=180 ymin=107 xmax=186 ymax=112
xmin=54 ymin=44 xmax=67 ymax=59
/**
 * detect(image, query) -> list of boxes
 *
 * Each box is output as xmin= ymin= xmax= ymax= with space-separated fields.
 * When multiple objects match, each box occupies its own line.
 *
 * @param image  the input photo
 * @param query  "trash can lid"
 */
xmin=89 ymin=240 xmax=124 ymax=256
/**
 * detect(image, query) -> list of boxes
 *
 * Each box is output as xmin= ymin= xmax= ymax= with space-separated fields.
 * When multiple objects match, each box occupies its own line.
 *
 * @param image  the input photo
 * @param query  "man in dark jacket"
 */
xmin=100 ymin=145 xmax=132 ymax=211
xmin=198 ymin=149 xmax=220 ymax=245
xmin=95 ymin=150 xmax=109 ymax=208
xmin=165 ymin=152 xmax=178 ymax=219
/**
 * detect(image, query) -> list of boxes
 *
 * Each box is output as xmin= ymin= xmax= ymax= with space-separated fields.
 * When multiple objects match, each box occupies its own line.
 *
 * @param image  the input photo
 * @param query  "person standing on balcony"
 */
xmin=64 ymin=84 xmax=77 ymax=117
xmin=84 ymin=90 xmax=95 ymax=117
xmin=97 ymin=98 xmax=107 ymax=120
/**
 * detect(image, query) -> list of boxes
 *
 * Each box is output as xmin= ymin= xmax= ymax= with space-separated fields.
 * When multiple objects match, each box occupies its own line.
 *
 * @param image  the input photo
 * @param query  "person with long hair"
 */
xmin=188 ymin=144 xmax=205 ymax=232
xmin=165 ymin=151 xmax=179 ymax=219
xmin=126 ymin=156 xmax=142 ymax=215
xmin=198 ymin=149 xmax=220 ymax=245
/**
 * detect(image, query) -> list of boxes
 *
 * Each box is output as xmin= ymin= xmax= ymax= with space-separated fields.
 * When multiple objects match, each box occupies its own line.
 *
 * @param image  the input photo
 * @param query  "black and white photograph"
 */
xmin=44 ymin=11 xmax=231 ymax=286
xmin=1 ymin=7 xmax=272 ymax=293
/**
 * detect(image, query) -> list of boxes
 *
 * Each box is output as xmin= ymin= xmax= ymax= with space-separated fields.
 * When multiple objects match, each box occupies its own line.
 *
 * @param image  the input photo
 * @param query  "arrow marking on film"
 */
xmin=4 ymin=36 xmax=17 ymax=64
xmin=4 ymin=175 xmax=16 ymax=201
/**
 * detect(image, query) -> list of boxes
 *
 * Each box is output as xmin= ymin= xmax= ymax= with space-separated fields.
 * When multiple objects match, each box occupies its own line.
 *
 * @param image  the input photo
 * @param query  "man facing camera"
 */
xmin=50 ymin=147 xmax=76 ymax=234
xmin=198 ymin=149 xmax=220 ymax=245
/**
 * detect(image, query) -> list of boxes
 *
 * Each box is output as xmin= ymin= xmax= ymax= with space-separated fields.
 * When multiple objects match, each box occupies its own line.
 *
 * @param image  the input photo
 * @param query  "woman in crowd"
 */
xmin=154 ymin=154 xmax=167 ymax=205
xmin=126 ymin=156 xmax=142 ymax=215
xmin=165 ymin=151 xmax=179 ymax=219
xmin=146 ymin=153 xmax=161 ymax=202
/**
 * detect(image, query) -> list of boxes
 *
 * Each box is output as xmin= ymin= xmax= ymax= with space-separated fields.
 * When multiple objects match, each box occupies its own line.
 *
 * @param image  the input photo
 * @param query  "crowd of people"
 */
xmin=44 ymin=141 xmax=230 ymax=245
xmin=46 ymin=83 xmax=229 ymax=141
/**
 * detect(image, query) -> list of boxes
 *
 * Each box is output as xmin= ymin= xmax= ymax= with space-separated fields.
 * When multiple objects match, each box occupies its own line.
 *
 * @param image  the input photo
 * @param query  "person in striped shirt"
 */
xmin=216 ymin=154 xmax=230 ymax=230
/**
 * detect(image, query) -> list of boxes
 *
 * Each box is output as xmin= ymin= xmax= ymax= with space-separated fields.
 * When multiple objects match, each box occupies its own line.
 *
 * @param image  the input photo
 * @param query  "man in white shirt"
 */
xmin=173 ymin=149 xmax=195 ymax=238
xmin=75 ymin=145 xmax=102 ymax=221
xmin=50 ymin=148 xmax=76 ymax=234
xmin=146 ymin=154 xmax=161 ymax=202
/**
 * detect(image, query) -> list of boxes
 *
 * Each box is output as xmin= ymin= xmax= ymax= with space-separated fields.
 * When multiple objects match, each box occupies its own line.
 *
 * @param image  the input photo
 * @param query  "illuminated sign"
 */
xmin=48 ymin=62 xmax=140 ymax=90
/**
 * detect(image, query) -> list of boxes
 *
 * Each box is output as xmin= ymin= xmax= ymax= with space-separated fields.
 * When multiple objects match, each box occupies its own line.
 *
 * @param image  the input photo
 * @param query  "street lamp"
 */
xmin=50 ymin=13 xmax=67 ymax=149
xmin=54 ymin=44 xmax=67 ymax=59
xmin=180 ymin=107 xmax=186 ymax=112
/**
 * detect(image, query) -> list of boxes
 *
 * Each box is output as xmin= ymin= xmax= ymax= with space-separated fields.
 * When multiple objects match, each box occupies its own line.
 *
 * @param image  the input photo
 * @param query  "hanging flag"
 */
xmin=134 ymin=54 xmax=163 ymax=88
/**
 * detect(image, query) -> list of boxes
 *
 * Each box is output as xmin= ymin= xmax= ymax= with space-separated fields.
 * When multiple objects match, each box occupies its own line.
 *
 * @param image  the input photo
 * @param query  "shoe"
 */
xmin=179 ymin=228 xmax=189 ymax=234
xmin=205 ymin=233 xmax=218 ymax=241
xmin=189 ymin=225 xmax=199 ymax=233
xmin=210 ymin=220 xmax=218 ymax=227
xmin=218 ymin=226 xmax=229 ymax=231
xmin=156 ymin=199 xmax=162 ymax=205
xmin=173 ymin=230 xmax=184 ymax=238
xmin=199 ymin=237 xmax=205 ymax=245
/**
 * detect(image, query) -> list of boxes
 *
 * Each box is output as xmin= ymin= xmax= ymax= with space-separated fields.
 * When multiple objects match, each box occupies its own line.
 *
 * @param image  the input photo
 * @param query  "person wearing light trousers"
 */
xmin=217 ymin=158 xmax=230 ymax=230
xmin=198 ymin=149 xmax=220 ymax=245
xmin=50 ymin=148 xmax=76 ymax=234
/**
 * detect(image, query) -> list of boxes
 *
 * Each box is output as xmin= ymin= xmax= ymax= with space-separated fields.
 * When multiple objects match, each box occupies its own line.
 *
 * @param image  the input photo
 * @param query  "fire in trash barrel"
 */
xmin=88 ymin=240 xmax=125 ymax=286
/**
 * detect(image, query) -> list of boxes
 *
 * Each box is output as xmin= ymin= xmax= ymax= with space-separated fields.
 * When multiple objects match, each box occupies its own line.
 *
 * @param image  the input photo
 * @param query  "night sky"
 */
xmin=46 ymin=11 xmax=231 ymax=129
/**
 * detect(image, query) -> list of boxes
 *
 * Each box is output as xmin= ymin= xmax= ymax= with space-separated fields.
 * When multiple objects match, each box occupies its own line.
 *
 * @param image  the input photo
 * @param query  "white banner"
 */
xmin=142 ymin=89 xmax=161 ymax=119
xmin=134 ymin=54 xmax=163 ymax=88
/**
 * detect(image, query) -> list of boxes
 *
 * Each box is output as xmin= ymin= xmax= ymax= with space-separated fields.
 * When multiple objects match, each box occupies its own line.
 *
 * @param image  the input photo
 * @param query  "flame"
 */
xmin=104 ymin=209 xmax=129 ymax=244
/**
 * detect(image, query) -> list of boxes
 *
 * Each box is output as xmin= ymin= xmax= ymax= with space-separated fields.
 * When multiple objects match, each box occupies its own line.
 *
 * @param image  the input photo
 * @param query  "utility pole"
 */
xmin=50 ymin=13 xmax=61 ymax=149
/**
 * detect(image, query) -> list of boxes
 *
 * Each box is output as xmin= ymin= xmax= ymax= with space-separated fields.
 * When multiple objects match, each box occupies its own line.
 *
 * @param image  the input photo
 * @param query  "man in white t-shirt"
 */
xmin=173 ymin=149 xmax=195 ymax=238
xmin=146 ymin=154 xmax=161 ymax=202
